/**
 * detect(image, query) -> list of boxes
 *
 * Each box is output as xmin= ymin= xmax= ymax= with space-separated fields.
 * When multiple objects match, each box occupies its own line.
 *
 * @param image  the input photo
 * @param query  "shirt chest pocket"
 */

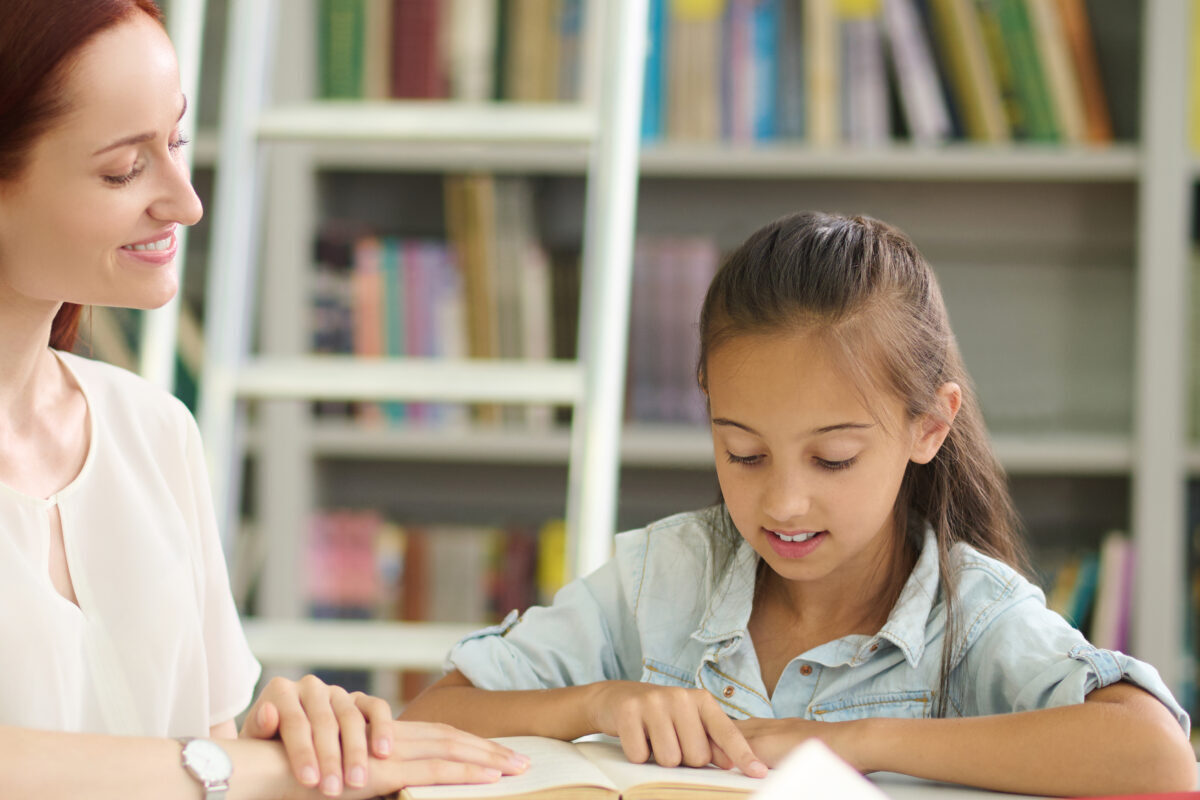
xmin=641 ymin=658 xmax=696 ymax=688
xmin=809 ymin=689 xmax=933 ymax=721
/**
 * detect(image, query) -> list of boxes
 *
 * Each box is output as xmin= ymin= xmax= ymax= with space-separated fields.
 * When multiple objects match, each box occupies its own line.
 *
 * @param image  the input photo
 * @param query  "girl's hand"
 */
xmin=240 ymin=675 xmax=394 ymax=796
xmin=587 ymin=681 xmax=768 ymax=778
xmin=727 ymin=717 xmax=866 ymax=772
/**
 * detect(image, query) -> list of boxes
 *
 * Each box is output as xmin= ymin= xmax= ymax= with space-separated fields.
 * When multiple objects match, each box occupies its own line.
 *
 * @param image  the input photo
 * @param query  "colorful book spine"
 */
xmin=319 ymin=0 xmax=367 ymax=99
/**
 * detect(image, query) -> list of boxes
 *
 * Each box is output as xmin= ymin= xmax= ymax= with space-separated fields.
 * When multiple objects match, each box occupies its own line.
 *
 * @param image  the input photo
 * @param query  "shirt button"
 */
xmin=723 ymin=686 xmax=735 ymax=698
xmin=870 ymin=644 xmax=879 ymax=652
xmin=800 ymin=664 xmax=813 ymax=676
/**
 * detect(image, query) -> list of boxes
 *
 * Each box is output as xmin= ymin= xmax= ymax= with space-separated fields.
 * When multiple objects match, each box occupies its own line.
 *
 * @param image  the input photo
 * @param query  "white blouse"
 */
xmin=0 ymin=351 xmax=260 ymax=736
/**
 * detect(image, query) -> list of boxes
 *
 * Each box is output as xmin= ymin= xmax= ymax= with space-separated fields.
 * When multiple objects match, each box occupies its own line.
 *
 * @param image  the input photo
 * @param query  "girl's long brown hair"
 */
xmin=697 ymin=211 xmax=1028 ymax=715
xmin=0 ymin=0 xmax=164 ymax=350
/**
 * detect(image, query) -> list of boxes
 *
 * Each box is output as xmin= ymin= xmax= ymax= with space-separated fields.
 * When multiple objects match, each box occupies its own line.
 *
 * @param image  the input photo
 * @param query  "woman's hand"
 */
xmin=341 ymin=721 xmax=530 ymax=800
xmin=586 ymin=681 xmax=768 ymax=778
xmin=240 ymin=675 xmax=395 ymax=796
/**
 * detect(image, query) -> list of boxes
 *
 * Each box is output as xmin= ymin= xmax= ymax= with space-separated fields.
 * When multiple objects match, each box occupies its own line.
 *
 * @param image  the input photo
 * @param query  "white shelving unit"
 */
xmin=187 ymin=1 xmax=1196 ymax=697
xmin=199 ymin=0 xmax=648 ymax=671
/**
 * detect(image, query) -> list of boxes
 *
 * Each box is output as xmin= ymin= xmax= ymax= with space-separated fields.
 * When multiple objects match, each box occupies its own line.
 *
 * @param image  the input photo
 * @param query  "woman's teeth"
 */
xmin=123 ymin=235 xmax=172 ymax=251
xmin=774 ymin=531 xmax=819 ymax=543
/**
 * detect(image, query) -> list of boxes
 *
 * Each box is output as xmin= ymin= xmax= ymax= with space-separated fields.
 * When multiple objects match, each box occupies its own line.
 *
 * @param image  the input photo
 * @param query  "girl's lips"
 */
xmin=765 ymin=528 xmax=828 ymax=559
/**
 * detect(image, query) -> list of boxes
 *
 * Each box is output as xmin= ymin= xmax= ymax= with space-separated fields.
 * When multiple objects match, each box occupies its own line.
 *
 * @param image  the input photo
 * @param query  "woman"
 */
xmin=0 ymin=1 xmax=525 ymax=797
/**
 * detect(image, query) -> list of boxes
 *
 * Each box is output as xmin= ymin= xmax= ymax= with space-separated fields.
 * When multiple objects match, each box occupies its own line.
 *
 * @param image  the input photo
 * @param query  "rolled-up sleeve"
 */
xmin=963 ymin=592 xmax=1189 ymax=736
xmin=445 ymin=559 xmax=643 ymax=690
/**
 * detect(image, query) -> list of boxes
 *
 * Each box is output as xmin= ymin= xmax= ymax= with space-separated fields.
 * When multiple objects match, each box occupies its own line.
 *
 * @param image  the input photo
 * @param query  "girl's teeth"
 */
xmin=123 ymin=236 xmax=171 ymax=251
xmin=776 ymin=531 xmax=818 ymax=543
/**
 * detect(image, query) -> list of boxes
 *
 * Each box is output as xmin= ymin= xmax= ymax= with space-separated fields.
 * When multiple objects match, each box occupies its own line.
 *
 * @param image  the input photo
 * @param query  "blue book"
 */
xmin=752 ymin=0 xmax=780 ymax=140
xmin=381 ymin=237 xmax=406 ymax=424
xmin=642 ymin=0 xmax=667 ymax=141
xmin=1065 ymin=551 xmax=1100 ymax=631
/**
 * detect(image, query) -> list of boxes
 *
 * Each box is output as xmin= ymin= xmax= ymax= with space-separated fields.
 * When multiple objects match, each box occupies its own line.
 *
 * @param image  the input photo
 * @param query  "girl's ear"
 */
xmin=910 ymin=381 xmax=962 ymax=464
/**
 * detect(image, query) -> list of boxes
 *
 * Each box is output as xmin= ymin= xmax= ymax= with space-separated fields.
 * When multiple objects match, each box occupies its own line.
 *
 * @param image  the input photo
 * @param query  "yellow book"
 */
xmin=928 ymin=0 xmax=1010 ymax=141
xmin=806 ymin=0 xmax=839 ymax=146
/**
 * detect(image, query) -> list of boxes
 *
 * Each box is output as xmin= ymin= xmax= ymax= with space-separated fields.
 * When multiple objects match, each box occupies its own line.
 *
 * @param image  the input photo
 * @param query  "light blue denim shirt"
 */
xmin=447 ymin=507 xmax=1189 ymax=734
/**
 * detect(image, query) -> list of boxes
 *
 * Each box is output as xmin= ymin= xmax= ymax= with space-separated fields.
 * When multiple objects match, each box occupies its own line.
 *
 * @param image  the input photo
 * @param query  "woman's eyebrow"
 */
xmin=711 ymin=418 xmax=874 ymax=436
xmin=92 ymin=95 xmax=188 ymax=156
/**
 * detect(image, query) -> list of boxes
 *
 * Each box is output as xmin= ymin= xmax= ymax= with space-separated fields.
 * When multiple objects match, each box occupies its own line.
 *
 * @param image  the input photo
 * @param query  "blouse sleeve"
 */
xmin=181 ymin=405 xmax=262 ymax=725
xmin=960 ymin=590 xmax=1189 ymax=736
xmin=445 ymin=559 xmax=643 ymax=690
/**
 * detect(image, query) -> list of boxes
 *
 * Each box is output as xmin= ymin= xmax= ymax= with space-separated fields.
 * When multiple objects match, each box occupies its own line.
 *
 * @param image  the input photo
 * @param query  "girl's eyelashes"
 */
xmin=725 ymin=452 xmax=762 ymax=466
xmin=816 ymin=456 xmax=858 ymax=471
xmin=169 ymin=133 xmax=190 ymax=153
xmin=103 ymin=162 xmax=145 ymax=186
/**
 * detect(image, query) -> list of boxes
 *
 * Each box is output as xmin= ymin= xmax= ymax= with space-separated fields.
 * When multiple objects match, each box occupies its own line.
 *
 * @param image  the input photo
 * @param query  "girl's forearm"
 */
xmin=0 ymin=726 xmax=301 ymax=800
xmin=401 ymin=677 xmax=604 ymax=741
xmin=848 ymin=693 xmax=1195 ymax=796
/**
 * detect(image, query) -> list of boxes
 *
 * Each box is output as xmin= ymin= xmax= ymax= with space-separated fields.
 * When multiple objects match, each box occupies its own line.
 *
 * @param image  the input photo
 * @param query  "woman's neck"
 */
xmin=0 ymin=293 xmax=65 ymax=425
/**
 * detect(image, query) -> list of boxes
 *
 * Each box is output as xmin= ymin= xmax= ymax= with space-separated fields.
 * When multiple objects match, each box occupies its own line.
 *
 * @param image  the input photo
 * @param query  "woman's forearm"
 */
xmin=848 ymin=686 xmax=1196 ymax=796
xmin=400 ymin=671 xmax=603 ymax=741
xmin=0 ymin=725 xmax=303 ymax=800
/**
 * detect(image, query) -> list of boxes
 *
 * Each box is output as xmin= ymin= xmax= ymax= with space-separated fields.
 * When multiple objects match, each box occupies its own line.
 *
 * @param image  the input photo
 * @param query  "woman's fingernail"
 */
xmin=322 ymin=774 xmax=342 ymax=796
xmin=301 ymin=766 xmax=319 ymax=786
xmin=482 ymin=769 xmax=502 ymax=781
xmin=348 ymin=767 xmax=366 ymax=787
xmin=510 ymin=755 xmax=529 ymax=770
xmin=377 ymin=738 xmax=391 ymax=756
xmin=751 ymin=761 xmax=769 ymax=777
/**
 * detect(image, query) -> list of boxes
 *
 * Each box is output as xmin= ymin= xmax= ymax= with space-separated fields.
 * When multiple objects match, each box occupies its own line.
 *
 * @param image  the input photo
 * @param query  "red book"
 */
xmin=391 ymin=0 xmax=444 ymax=98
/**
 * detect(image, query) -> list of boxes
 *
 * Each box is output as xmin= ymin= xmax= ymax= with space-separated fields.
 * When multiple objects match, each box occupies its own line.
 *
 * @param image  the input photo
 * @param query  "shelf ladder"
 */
xmin=199 ymin=0 xmax=648 ymax=670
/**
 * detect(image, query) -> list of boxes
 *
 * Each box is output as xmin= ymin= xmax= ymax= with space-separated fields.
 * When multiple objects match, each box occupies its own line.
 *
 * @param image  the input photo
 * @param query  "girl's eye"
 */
xmin=815 ymin=456 xmax=858 ymax=471
xmin=725 ymin=452 xmax=762 ymax=466
xmin=103 ymin=163 xmax=145 ymax=186
xmin=168 ymin=134 xmax=190 ymax=153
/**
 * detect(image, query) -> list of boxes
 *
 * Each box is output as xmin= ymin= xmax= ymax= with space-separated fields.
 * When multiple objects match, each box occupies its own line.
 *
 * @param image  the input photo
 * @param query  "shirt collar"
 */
xmin=689 ymin=525 xmax=943 ymax=669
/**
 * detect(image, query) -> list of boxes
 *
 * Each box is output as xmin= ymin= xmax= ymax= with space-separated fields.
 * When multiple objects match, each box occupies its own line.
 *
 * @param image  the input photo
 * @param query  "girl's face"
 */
xmin=706 ymin=329 xmax=954 ymax=598
xmin=0 ymin=12 xmax=201 ymax=312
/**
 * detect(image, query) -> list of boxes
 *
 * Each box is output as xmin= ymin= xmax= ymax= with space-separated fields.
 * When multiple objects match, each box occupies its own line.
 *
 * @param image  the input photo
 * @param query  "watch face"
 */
xmin=184 ymin=739 xmax=233 ymax=782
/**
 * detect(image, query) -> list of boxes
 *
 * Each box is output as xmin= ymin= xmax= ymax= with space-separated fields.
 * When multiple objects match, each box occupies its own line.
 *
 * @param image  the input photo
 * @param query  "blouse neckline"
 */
xmin=0 ymin=349 xmax=97 ymax=508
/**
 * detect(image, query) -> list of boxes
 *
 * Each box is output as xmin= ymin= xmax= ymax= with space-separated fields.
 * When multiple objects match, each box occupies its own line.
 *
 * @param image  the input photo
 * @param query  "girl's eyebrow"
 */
xmin=92 ymin=95 xmax=187 ymax=156
xmin=711 ymin=418 xmax=874 ymax=436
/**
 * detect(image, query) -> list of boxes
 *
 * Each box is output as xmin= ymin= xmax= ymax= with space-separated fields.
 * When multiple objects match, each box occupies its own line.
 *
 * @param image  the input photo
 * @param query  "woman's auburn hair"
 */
xmin=0 ymin=0 xmax=164 ymax=351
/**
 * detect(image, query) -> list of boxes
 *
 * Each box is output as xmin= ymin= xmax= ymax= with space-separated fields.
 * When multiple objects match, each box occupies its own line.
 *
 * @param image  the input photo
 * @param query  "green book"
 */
xmin=319 ymin=0 xmax=366 ymax=99
xmin=992 ymin=0 xmax=1058 ymax=141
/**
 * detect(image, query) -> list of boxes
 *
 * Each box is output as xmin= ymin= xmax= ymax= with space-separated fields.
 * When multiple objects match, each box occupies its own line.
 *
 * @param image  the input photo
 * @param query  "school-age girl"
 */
xmin=402 ymin=212 xmax=1196 ymax=796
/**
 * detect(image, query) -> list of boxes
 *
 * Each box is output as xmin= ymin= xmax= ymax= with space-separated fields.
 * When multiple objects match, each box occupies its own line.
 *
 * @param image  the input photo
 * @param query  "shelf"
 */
xmin=256 ymin=101 xmax=597 ymax=144
xmin=192 ymin=127 xmax=1139 ymax=180
xmin=241 ymin=618 xmax=479 ymax=670
xmin=249 ymin=422 xmax=1135 ymax=475
xmin=229 ymin=356 xmax=584 ymax=404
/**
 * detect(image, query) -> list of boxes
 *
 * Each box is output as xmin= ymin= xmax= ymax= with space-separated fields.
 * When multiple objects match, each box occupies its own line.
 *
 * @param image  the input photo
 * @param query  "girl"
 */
xmin=402 ymin=212 xmax=1196 ymax=796
xmin=0 ymin=1 xmax=526 ymax=797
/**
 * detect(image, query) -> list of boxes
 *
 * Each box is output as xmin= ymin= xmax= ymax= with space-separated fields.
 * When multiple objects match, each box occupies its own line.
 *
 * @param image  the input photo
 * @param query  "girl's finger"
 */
xmin=642 ymin=709 xmax=684 ymax=768
xmin=352 ymin=691 xmax=395 ymax=758
xmin=332 ymin=690 xmax=369 ymax=789
xmin=699 ymin=703 xmax=767 ymax=778
xmin=709 ymin=739 xmax=734 ymax=770
xmin=674 ymin=703 xmax=714 ymax=769
xmin=615 ymin=711 xmax=653 ymax=766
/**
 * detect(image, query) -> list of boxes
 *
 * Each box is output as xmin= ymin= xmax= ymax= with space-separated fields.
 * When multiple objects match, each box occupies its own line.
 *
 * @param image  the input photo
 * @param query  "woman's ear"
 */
xmin=910 ymin=382 xmax=962 ymax=464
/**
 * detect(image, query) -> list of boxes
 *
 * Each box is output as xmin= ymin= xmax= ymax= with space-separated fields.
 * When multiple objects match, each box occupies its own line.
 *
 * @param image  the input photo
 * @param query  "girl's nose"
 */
xmin=761 ymin=465 xmax=812 ymax=525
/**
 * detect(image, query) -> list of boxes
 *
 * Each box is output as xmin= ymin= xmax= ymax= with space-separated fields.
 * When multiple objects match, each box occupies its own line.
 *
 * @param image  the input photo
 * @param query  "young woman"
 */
xmin=402 ymin=212 xmax=1197 ymax=796
xmin=0 ymin=2 xmax=526 ymax=797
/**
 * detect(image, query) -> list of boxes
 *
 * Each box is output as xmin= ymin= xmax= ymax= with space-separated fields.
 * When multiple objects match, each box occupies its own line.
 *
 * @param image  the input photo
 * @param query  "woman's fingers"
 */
xmin=388 ymin=721 xmax=529 ymax=775
xmin=332 ymin=690 xmax=370 ymax=789
xmin=370 ymin=758 xmax=505 ymax=791
xmin=353 ymin=691 xmax=395 ymax=758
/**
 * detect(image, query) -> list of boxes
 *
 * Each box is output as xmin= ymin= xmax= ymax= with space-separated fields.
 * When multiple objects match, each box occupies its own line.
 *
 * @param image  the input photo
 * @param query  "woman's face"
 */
xmin=0 ymin=12 xmax=202 ymax=312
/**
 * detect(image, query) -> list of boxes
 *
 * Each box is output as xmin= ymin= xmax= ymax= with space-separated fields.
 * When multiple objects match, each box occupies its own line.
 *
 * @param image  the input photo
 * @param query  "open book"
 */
xmin=398 ymin=736 xmax=766 ymax=800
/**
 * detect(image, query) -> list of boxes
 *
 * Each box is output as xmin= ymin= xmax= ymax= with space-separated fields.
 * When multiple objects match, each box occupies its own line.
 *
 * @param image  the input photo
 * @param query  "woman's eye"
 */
xmin=168 ymin=134 xmax=190 ymax=153
xmin=815 ymin=456 xmax=858 ymax=471
xmin=103 ymin=163 xmax=145 ymax=186
xmin=725 ymin=452 xmax=762 ymax=466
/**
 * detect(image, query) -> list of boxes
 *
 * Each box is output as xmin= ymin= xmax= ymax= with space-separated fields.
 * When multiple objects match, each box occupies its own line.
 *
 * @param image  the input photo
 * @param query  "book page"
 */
xmin=401 ymin=737 xmax=618 ymax=800
xmin=575 ymin=740 xmax=765 ymax=798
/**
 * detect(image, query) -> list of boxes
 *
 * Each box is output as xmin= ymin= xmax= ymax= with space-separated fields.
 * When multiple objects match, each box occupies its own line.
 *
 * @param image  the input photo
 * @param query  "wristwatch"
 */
xmin=177 ymin=737 xmax=233 ymax=800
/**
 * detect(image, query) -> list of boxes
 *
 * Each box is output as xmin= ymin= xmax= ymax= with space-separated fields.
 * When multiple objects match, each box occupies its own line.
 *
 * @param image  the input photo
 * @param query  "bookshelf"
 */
xmin=180 ymin=0 xmax=1199 ymax=704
